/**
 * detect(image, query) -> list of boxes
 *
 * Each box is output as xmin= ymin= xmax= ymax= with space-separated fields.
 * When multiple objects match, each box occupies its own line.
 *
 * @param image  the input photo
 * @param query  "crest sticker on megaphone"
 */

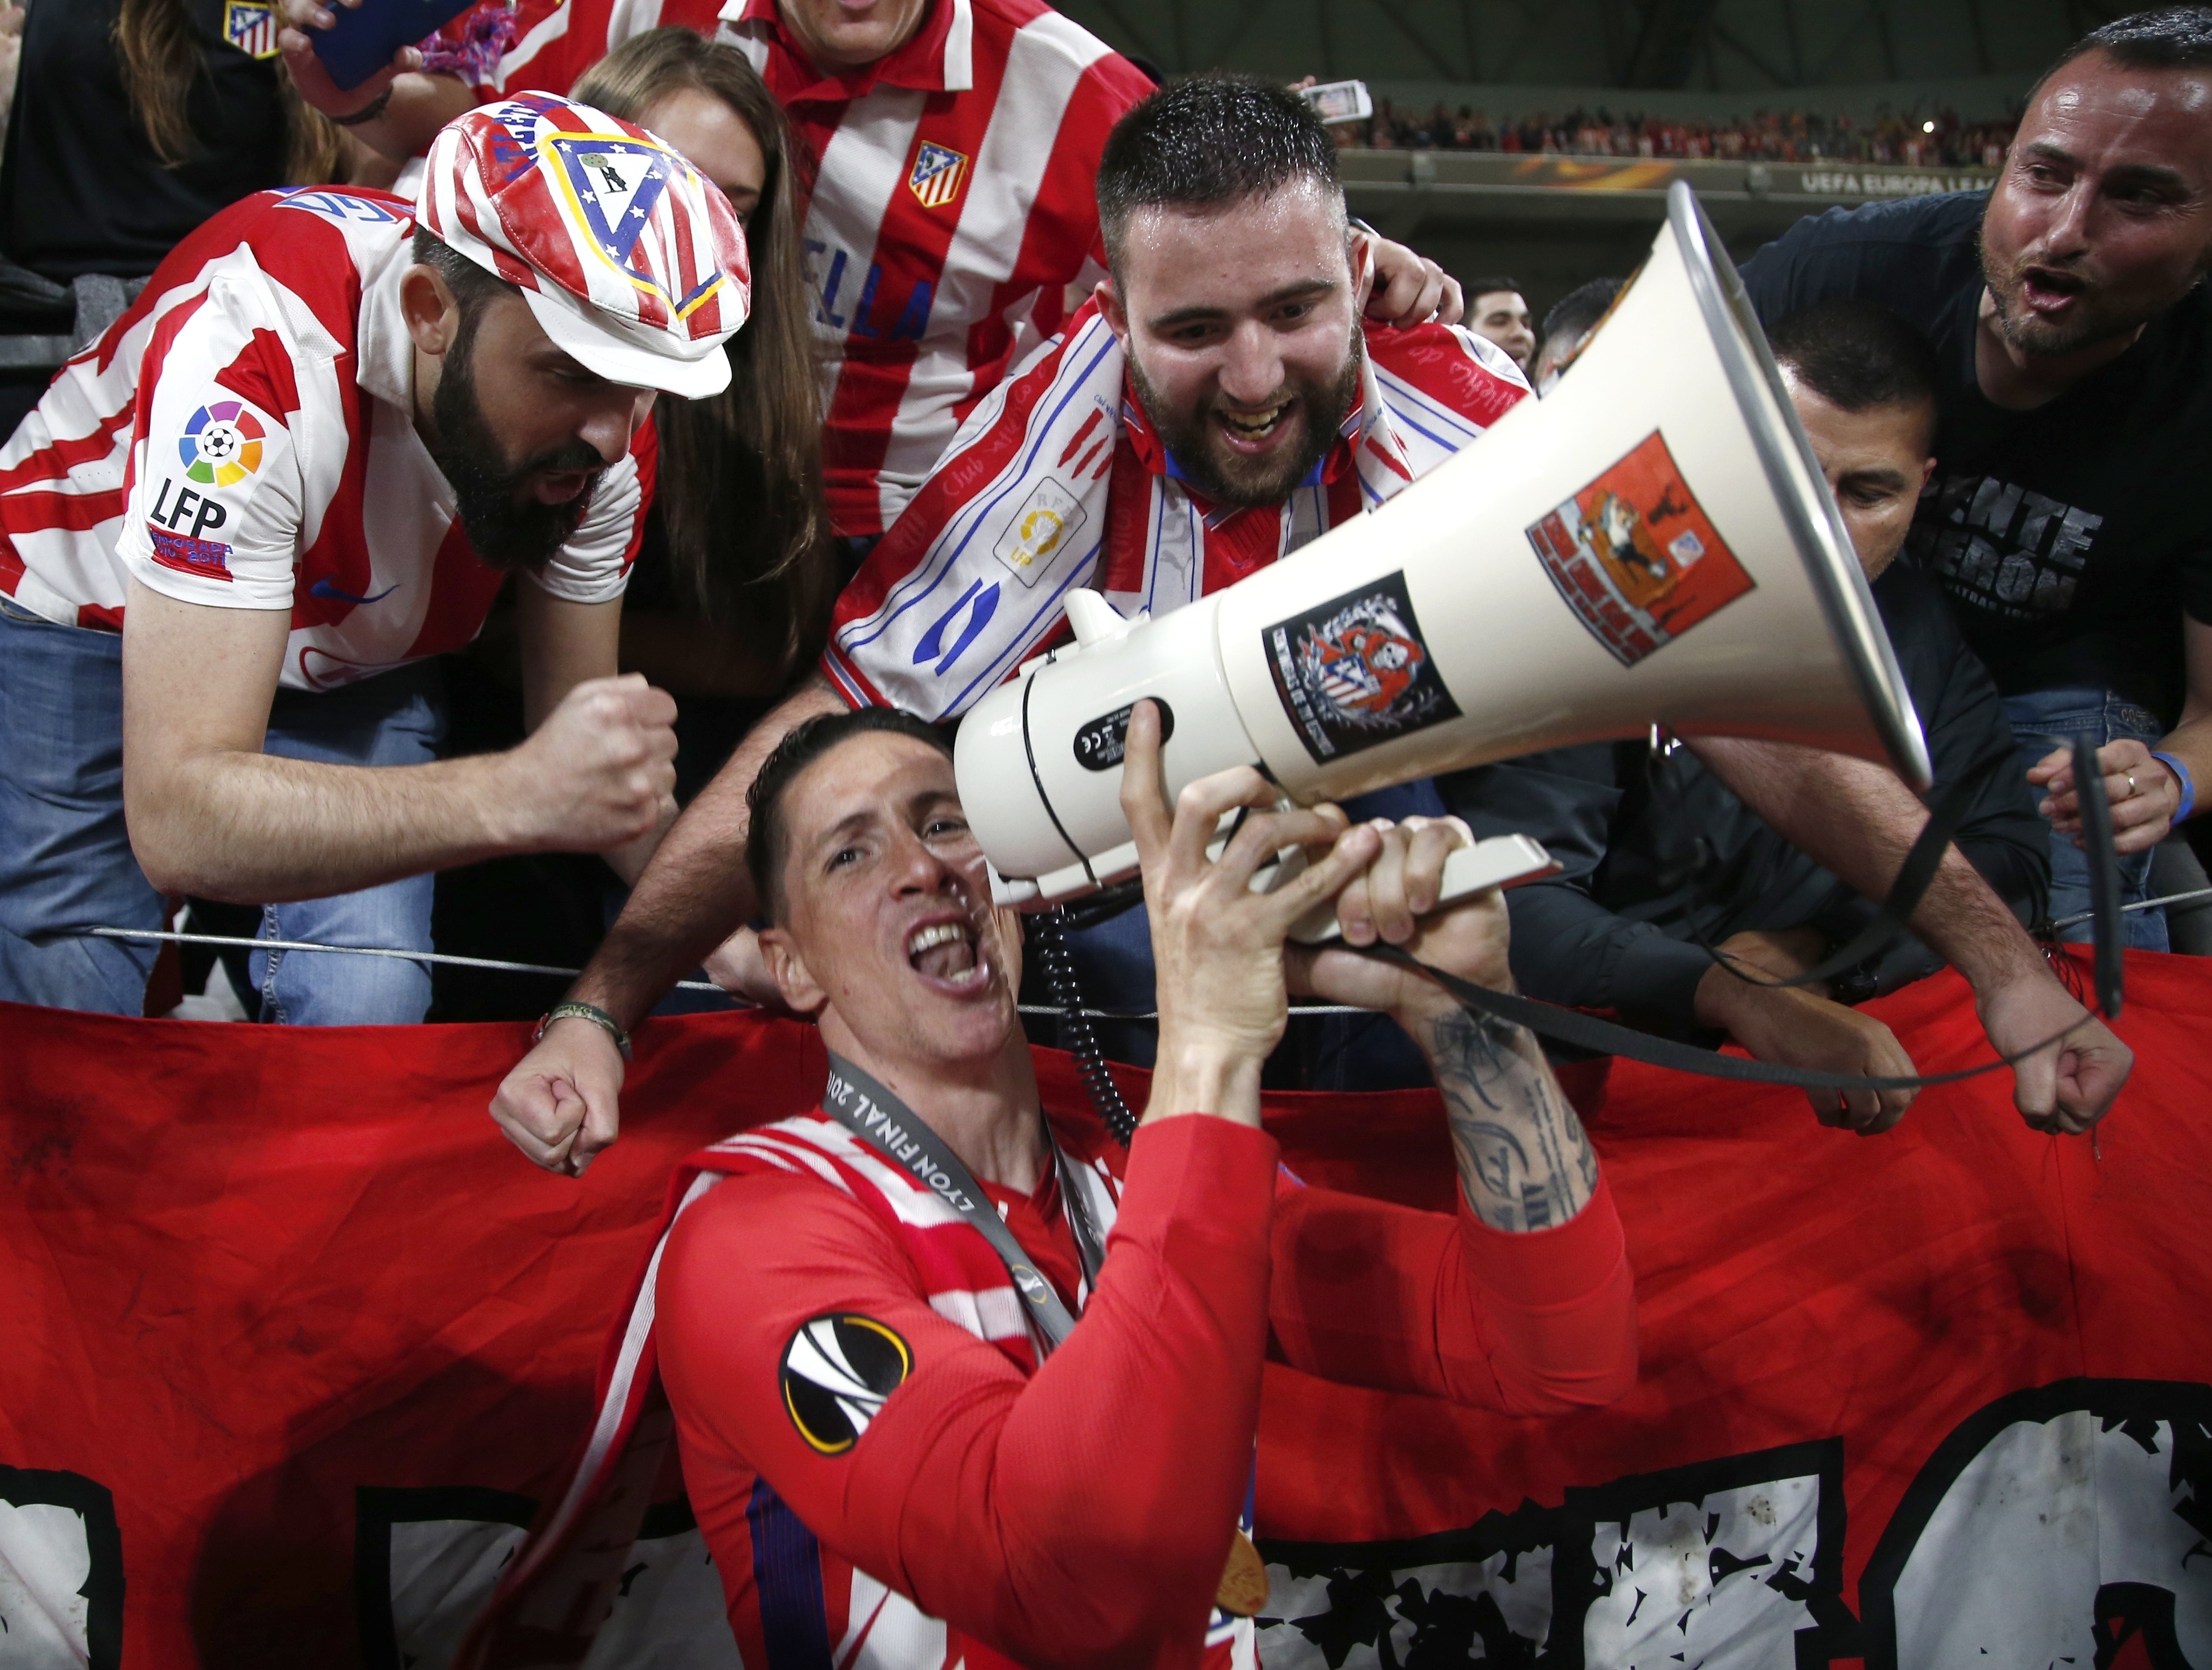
xmin=953 ymin=182 xmax=1930 ymax=925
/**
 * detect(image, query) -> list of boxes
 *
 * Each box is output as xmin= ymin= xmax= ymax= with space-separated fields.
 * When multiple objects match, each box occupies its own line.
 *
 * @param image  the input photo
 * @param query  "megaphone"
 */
xmin=954 ymin=182 xmax=1931 ymax=927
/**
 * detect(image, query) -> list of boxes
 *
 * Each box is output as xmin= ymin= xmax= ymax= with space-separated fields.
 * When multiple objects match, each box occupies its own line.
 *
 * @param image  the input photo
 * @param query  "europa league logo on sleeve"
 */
xmin=1264 ymin=573 xmax=1464 ymax=763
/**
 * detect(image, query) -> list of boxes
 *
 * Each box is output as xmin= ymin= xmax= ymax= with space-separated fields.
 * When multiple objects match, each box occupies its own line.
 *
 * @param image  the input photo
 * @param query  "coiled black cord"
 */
xmin=1030 ymin=905 xmax=1139 ymax=1144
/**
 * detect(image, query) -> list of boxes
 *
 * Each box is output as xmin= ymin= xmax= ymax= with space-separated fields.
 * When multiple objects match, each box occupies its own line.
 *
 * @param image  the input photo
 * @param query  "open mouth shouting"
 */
xmin=2018 ymin=263 xmax=2091 ymax=316
xmin=906 ymin=913 xmax=991 ymax=994
xmin=1214 ymin=397 xmax=1298 ymax=454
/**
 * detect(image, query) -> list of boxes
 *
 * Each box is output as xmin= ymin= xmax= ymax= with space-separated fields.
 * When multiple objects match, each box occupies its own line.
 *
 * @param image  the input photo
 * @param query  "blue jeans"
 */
xmin=2003 ymin=687 xmax=2168 ymax=951
xmin=0 ymin=598 xmax=445 ymax=1021
xmin=249 ymin=668 xmax=446 ymax=1025
xmin=0 ymin=598 xmax=164 ymax=1011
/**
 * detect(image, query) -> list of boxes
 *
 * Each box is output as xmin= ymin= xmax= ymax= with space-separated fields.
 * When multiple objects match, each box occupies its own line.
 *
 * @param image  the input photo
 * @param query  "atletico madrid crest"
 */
xmin=908 ymin=142 xmax=970 ymax=210
xmin=224 ymin=0 xmax=280 ymax=59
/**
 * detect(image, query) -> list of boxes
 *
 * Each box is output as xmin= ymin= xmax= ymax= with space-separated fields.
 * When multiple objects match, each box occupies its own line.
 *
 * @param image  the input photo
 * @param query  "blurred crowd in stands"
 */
xmin=1345 ymin=98 xmax=2017 ymax=169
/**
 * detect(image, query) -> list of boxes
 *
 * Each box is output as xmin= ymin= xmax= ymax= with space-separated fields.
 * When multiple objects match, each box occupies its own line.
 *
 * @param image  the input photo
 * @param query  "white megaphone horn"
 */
xmin=953 ymin=181 xmax=1931 ymax=935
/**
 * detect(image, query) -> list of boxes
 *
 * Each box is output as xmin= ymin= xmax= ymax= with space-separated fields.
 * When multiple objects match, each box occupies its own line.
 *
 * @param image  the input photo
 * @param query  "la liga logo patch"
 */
xmin=178 ymin=401 xmax=264 ymax=488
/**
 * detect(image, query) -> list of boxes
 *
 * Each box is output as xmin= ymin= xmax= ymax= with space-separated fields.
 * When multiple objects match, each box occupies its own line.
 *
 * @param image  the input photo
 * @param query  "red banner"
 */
xmin=1 ymin=953 xmax=2207 ymax=1669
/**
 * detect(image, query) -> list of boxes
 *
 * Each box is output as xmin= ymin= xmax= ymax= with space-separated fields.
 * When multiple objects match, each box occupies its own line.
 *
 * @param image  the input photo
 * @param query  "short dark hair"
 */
xmin=1096 ymin=72 xmax=1342 ymax=280
xmin=744 ymin=707 xmax=953 ymax=923
xmin=1543 ymin=276 xmax=1623 ymax=345
xmin=410 ymin=227 xmax=519 ymax=324
xmin=2035 ymin=5 xmax=2212 ymax=96
xmin=1466 ymin=277 xmax=1524 ymax=302
xmin=1768 ymin=299 xmax=1941 ymax=417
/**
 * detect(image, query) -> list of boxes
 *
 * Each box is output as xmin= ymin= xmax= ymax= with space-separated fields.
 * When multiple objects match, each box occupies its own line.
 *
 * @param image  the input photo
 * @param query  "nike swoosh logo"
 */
xmin=308 ymin=578 xmax=399 ymax=606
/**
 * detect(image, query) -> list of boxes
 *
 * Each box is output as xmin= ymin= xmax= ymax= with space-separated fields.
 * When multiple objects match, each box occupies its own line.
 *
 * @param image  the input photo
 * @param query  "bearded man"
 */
xmin=1742 ymin=6 xmax=2212 ymax=945
xmin=462 ymin=700 xmax=1635 ymax=1668
xmin=498 ymin=69 xmax=2129 ymax=1170
xmin=0 ymin=96 xmax=746 ymax=1022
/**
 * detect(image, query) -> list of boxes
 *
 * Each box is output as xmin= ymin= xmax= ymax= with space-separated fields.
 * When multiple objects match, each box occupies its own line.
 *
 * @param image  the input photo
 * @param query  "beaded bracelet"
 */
xmin=537 ymin=1000 xmax=632 ymax=1060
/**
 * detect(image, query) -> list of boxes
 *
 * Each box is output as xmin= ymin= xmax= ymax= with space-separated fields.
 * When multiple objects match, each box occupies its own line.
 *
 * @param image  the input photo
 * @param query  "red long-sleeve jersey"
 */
xmin=654 ymin=1109 xmax=1636 ymax=1670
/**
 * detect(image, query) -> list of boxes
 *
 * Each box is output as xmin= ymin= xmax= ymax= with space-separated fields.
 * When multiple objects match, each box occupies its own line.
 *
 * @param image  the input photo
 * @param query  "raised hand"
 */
xmin=491 ymin=1015 xmax=625 ymax=1175
xmin=1119 ymin=701 xmax=1379 ymax=1125
xmin=276 ymin=0 xmax=420 ymax=121
xmin=1360 ymin=234 xmax=1466 ymax=327
xmin=500 ymin=673 xmax=678 ymax=855
xmin=1288 ymin=814 xmax=1511 ymax=1024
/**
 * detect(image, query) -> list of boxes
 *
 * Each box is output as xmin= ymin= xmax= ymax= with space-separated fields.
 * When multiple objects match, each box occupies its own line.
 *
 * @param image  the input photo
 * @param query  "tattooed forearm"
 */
xmin=1421 ymin=1007 xmax=1600 ymax=1233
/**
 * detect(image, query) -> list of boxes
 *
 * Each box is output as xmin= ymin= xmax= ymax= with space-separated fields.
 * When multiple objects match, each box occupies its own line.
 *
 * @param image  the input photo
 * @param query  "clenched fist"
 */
xmin=500 ymin=674 xmax=679 ymax=854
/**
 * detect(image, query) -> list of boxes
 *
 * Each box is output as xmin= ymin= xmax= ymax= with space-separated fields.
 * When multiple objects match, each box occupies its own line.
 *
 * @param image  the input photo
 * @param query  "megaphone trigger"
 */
xmin=1280 ymin=832 xmax=1560 ymax=945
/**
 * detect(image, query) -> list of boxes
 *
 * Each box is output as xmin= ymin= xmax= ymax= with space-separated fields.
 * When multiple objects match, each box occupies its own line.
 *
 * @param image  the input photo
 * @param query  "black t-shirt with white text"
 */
xmin=1741 ymin=191 xmax=2212 ymax=721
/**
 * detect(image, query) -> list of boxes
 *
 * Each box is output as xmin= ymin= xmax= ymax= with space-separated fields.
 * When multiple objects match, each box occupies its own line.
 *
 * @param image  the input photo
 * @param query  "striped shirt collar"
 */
xmin=721 ymin=0 xmax=975 ymax=97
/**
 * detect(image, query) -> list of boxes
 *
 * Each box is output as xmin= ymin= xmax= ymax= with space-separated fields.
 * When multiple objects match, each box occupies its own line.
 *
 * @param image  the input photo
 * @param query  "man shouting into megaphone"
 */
xmin=461 ymin=699 xmax=1636 ymax=1668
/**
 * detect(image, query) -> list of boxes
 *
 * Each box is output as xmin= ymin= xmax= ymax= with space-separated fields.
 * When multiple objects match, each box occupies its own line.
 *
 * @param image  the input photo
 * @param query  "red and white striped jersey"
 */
xmin=0 ymin=186 xmax=652 ymax=691
xmin=722 ymin=0 xmax=1152 ymax=538
xmin=487 ymin=0 xmax=728 ymax=99
xmin=485 ymin=0 xmax=1150 ymax=538
xmin=822 ymin=302 xmax=1531 ymax=721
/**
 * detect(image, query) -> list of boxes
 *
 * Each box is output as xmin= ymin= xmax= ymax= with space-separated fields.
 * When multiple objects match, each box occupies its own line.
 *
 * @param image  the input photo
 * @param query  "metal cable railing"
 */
xmin=88 ymin=926 xmax=1366 ymax=1019
xmin=93 ymin=886 xmax=2212 ymax=1023
xmin=2049 ymin=883 xmax=2212 ymax=933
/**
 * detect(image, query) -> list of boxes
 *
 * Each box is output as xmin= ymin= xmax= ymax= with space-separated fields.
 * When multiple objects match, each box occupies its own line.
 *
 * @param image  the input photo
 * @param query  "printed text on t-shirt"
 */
xmin=1913 ymin=471 xmax=2103 ymax=620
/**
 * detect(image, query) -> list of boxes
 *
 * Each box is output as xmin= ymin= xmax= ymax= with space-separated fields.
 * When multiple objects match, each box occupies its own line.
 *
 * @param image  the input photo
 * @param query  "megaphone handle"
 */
xmin=1254 ymin=833 xmax=1556 ymax=945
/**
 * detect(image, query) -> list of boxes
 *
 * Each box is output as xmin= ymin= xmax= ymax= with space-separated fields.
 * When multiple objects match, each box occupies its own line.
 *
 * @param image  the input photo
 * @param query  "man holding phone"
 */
xmin=0 ymin=97 xmax=745 ymax=1022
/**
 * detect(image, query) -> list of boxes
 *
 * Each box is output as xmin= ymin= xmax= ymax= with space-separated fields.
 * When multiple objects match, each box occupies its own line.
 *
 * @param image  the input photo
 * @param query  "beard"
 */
xmin=1126 ymin=339 xmax=1364 ymax=510
xmin=1977 ymin=226 xmax=2160 ymax=361
xmin=428 ymin=324 xmax=607 ymax=573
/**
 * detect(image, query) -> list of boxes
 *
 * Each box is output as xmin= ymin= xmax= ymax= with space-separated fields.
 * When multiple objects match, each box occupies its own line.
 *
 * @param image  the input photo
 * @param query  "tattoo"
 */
xmin=1460 ymin=1120 xmax=1527 ymax=1198
xmin=1425 ymin=1008 xmax=1599 ymax=1234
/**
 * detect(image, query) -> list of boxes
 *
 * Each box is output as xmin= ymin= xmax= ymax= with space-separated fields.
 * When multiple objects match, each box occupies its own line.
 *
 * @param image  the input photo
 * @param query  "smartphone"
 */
xmin=1300 ymin=79 xmax=1373 ymax=125
xmin=310 ymin=0 xmax=479 ymax=92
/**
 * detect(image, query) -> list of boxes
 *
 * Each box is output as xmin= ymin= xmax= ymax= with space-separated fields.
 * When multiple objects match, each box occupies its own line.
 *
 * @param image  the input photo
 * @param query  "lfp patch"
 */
xmin=178 ymin=401 xmax=264 ymax=488
xmin=1264 ymin=572 xmax=1462 ymax=763
xmin=991 ymin=478 xmax=1087 ymax=588
xmin=1526 ymin=431 xmax=1754 ymax=667
xmin=223 ymin=0 xmax=279 ymax=59
xmin=908 ymin=142 xmax=969 ymax=210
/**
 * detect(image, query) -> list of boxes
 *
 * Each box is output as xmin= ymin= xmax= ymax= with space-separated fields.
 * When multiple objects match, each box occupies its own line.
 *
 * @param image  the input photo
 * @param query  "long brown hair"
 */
xmin=115 ymin=0 xmax=343 ymax=183
xmin=577 ymin=29 xmax=833 ymax=679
